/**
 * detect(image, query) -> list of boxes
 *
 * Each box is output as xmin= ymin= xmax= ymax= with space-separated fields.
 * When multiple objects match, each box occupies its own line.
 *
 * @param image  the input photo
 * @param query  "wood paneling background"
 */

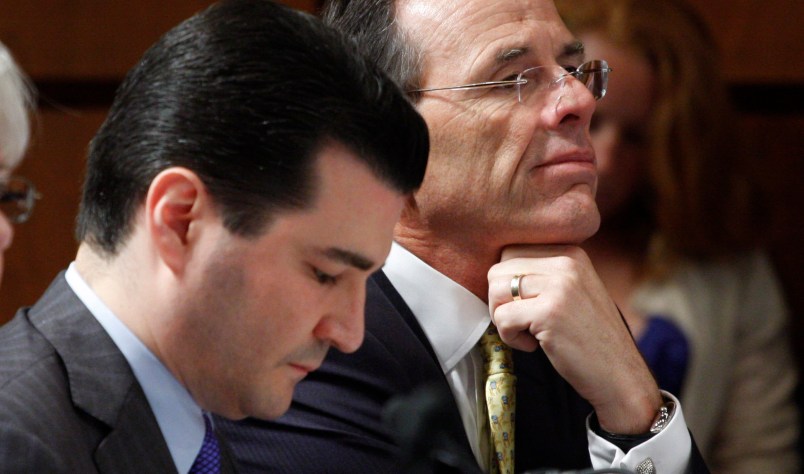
xmin=0 ymin=1 xmax=801 ymax=388
xmin=688 ymin=0 xmax=804 ymax=84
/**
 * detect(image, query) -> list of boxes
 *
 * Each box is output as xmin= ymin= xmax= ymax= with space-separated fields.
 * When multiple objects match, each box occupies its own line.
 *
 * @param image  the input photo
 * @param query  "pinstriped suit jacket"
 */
xmin=0 ymin=273 xmax=237 ymax=473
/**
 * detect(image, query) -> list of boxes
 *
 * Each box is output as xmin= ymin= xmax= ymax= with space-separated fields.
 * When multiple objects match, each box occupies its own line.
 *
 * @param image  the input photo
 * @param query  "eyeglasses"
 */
xmin=0 ymin=176 xmax=39 ymax=224
xmin=410 ymin=59 xmax=612 ymax=102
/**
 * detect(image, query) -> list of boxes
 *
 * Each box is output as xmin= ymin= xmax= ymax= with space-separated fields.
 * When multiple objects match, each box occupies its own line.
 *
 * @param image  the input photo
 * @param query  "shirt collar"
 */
xmin=65 ymin=263 xmax=204 ymax=474
xmin=383 ymin=242 xmax=490 ymax=372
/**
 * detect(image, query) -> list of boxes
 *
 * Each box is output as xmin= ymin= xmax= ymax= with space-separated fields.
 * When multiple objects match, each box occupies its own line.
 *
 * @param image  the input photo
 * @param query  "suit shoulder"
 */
xmin=0 ymin=324 xmax=73 ymax=425
xmin=0 ymin=315 xmax=100 ymax=472
xmin=0 ymin=419 xmax=73 ymax=473
xmin=0 ymin=311 xmax=61 ymax=390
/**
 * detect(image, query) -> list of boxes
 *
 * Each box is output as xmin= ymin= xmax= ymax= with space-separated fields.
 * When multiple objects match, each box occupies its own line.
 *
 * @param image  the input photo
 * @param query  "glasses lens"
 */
xmin=517 ymin=66 xmax=556 ymax=103
xmin=0 ymin=177 xmax=35 ymax=223
xmin=576 ymin=60 xmax=609 ymax=100
xmin=518 ymin=60 xmax=610 ymax=103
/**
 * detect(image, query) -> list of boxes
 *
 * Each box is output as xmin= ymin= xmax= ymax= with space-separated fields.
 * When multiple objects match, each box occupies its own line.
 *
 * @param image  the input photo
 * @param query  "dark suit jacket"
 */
xmin=219 ymin=271 xmax=708 ymax=473
xmin=0 ymin=273 xmax=237 ymax=473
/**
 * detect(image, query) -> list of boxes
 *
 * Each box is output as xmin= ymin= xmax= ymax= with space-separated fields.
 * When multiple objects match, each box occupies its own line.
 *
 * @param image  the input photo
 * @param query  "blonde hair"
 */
xmin=0 ymin=42 xmax=35 ymax=168
xmin=557 ymin=0 xmax=763 ymax=273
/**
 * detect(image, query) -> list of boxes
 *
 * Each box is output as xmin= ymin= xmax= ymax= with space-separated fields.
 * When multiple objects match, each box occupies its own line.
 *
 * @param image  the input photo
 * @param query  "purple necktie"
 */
xmin=189 ymin=414 xmax=221 ymax=474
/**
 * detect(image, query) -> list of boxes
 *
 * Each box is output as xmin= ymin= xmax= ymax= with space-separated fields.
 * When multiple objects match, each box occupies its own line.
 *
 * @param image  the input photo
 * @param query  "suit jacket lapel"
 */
xmin=29 ymin=274 xmax=177 ymax=473
xmin=371 ymin=270 xmax=442 ymax=365
xmin=216 ymin=430 xmax=239 ymax=474
xmin=369 ymin=271 xmax=475 ymax=464
xmin=94 ymin=383 xmax=178 ymax=473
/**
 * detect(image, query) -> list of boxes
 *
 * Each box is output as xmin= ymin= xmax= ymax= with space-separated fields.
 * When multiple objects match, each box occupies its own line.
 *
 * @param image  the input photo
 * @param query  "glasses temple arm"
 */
xmin=409 ymin=78 xmax=527 ymax=94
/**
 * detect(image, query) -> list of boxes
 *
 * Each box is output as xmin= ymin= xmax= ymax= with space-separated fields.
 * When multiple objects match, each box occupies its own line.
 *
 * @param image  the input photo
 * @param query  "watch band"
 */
xmin=590 ymin=397 xmax=676 ymax=453
xmin=649 ymin=400 xmax=675 ymax=434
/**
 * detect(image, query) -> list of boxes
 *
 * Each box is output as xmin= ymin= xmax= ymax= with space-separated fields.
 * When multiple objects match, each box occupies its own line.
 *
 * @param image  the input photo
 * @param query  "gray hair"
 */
xmin=0 ymin=42 xmax=35 ymax=168
xmin=322 ymin=0 xmax=424 ymax=98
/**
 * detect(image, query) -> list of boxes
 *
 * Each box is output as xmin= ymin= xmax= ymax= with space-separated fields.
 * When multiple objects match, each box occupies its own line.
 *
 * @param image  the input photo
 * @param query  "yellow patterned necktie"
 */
xmin=479 ymin=324 xmax=516 ymax=474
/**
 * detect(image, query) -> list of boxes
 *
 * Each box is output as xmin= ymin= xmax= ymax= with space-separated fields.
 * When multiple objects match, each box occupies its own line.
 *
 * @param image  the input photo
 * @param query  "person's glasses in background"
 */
xmin=0 ymin=176 xmax=39 ymax=223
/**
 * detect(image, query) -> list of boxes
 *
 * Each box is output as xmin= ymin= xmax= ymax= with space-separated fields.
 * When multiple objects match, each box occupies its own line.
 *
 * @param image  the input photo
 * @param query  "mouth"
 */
xmin=535 ymin=148 xmax=596 ymax=168
xmin=288 ymin=362 xmax=321 ymax=377
xmin=524 ymin=148 xmax=597 ymax=188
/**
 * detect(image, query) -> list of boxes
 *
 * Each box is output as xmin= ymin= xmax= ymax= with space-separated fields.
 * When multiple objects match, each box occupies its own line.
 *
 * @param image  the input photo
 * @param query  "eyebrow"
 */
xmin=562 ymin=40 xmax=585 ymax=59
xmin=495 ymin=40 xmax=585 ymax=66
xmin=496 ymin=47 xmax=529 ymax=63
xmin=322 ymin=247 xmax=375 ymax=271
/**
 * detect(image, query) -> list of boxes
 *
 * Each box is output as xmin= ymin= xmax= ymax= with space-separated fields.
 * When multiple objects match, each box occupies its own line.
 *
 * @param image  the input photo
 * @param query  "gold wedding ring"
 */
xmin=511 ymin=274 xmax=526 ymax=301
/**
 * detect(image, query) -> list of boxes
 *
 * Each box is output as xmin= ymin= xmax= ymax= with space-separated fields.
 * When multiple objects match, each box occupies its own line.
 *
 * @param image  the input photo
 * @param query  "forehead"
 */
xmin=398 ymin=0 xmax=578 ymax=75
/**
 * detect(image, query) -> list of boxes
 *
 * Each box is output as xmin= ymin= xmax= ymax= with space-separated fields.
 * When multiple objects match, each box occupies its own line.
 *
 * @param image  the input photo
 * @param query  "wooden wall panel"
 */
xmin=686 ymin=0 xmax=804 ymax=83
xmin=1 ymin=0 xmax=215 ymax=80
xmin=739 ymin=113 xmax=804 ymax=366
xmin=0 ymin=0 xmax=801 ymax=342
xmin=0 ymin=0 xmax=320 ymax=80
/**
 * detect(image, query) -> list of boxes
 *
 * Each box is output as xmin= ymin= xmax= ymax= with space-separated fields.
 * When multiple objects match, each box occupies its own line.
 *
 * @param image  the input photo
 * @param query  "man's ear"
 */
xmin=145 ymin=167 xmax=211 ymax=275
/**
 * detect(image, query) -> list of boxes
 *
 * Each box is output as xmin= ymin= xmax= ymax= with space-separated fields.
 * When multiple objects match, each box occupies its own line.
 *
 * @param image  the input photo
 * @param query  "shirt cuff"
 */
xmin=586 ymin=391 xmax=691 ymax=474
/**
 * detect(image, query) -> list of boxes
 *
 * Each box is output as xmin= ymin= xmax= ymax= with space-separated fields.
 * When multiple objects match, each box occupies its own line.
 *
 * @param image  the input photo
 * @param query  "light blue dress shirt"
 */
xmin=65 ymin=263 xmax=205 ymax=474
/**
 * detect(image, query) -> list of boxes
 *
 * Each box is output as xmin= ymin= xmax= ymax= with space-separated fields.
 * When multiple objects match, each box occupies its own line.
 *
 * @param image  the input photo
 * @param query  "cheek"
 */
xmin=460 ymin=110 xmax=530 ymax=189
xmin=0 ymin=213 xmax=14 ymax=251
xmin=479 ymin=103 xmax=531 ymax=164
xmin=425 ymin=99 xmax=519 ymax=165
xmin=253 ymin=284 xmax=322 ymax=348
xmin=416 ymin=100 xmax=531 ymax=214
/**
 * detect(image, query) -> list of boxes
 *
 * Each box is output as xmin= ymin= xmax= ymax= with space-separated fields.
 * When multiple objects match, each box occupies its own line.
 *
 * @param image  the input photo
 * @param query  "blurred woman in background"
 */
xmin=0 ymin=41 xmax=37 ymax=286
xmin=556 ymin=0 xmax=800 ymax=471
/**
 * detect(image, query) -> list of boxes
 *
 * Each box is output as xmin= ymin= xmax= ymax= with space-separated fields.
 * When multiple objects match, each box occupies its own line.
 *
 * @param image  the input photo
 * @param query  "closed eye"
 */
xmin=482 ymin=74 xmax=522 ymax=93
xmin=313 ymin=268 xmax=337 ymax=285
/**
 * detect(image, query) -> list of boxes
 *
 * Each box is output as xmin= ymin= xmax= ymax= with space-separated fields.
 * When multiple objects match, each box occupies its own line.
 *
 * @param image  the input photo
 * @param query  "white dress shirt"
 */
xmin=383 ymin=243 xmax=692 ymax=473
xmin=66 ymin=263 xmax=205 ymax=474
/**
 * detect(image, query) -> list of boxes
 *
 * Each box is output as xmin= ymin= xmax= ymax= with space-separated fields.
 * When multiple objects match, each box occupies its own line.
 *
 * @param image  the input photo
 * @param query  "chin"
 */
xmin=259 ymin=396 xmax=293 ymax=421
xmin=253 ymin=384 xmax=295 ymax=421
xmin=575 ymin=216 xmax=602 ymax=243
xmin=212 ymin=386 xmax=293 ymax=421
xmin=546 ymin=196 xmax=601 ymax=243
xmin=549 ymin=221 xmax=600 ymax=245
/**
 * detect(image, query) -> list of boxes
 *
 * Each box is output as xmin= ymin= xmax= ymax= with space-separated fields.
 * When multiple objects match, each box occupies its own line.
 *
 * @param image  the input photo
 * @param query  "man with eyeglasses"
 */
xmin=0 ymin=177 xmax=37 ymax=224
xmin=0 ymin=1 xmax=429 ymax=472
xmin=219 ymin=0 xmax=710 ymax=473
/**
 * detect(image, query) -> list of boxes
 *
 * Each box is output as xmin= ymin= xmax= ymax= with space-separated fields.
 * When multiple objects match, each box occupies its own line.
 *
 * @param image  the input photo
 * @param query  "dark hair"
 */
xmin=77 ymin=0 xmax=429 ymax=255
xmin=321 ymin=0 xmax=423 ymax=93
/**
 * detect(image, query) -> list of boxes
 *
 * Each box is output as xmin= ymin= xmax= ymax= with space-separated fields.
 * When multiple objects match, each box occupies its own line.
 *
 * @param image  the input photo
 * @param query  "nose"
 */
xmin=542 ymin=74 xmax=597 ymax=131
xmin=313 ymin=281 xmax=366 ymax=354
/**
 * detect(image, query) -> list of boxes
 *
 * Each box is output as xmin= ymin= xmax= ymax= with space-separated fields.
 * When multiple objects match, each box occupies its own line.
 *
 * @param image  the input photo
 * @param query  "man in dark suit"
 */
xmin=0 ymin=1 xmax=429 ymax=472
xmin=219 ymin=0 xmax=710 ymax=472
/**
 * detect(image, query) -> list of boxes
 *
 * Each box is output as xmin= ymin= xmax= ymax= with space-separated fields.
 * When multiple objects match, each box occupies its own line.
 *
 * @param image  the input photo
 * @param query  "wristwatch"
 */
xmin=649 ymin=399 xmax=675 ymax=434
xmin=591 ymin=397 xmax=676 ymax=452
